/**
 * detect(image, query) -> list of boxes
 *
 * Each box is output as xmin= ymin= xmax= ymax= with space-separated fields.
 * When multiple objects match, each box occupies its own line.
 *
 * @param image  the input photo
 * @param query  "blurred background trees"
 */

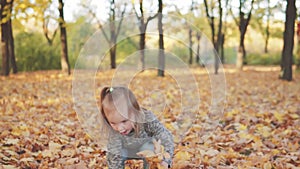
xmin=0 ymin=0 xmax=299 ymax=80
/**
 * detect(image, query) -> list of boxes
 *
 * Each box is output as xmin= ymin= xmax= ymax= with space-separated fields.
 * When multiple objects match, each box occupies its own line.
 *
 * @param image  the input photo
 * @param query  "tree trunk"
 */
xmin=134 ymin=0 xmax=158 ymax=70
xmin=188 ymin=1 xmax=194 ymax=65
xmin=203 ymin=0 xmax=224 ymax=74
xmin=264 ymin=0 xmax=271 ymax=53
xmin=8 ymin=17 xmax=17 ymax=74
xmin=236 ymin=26 xmax=246 ymax=70
xmin=109 ymin=19 xmax=116 ymax=69
xmin=1 ymin=23 xmax=9 ymax=76
xmin=58 ymin=0 xmax=70 ymax=75
xmin=157 ymin=0 xmax=164 ymax=77
xmin=264 ymin=29 xmax=269 ymax=53
xmin=236 ymin=27 xmax=246 ymax=69
xmin=140 ymin=31 xmax=146 ymax=70
xmin=220 ymin=33 xmax=225 ymax=63
xmin=188 ymin=27 xmax=193 ymax=65
xmin=236 ymin=46 xmax=244 ymax=70
xmin=1 ymin=0 xmax=10 ymax=76
xmin=215 ymin=0 xmax=223 ymax=72
xmin=110 ymin=43 xmax=116 ymax=69
xmin=196 ymin=32 xmax=201 ymax=65
xmin=296 ymin=20 xmax=300 ymax=70
xmin=138 ymin=1 xmax=146 ymax=70
xmin=109 ymin=0 xmax=116 ymax=69
xmin=280 ymin=0 xmax=296 ymax=81
xmin=235 ymin=0 xmax=254 ymax=70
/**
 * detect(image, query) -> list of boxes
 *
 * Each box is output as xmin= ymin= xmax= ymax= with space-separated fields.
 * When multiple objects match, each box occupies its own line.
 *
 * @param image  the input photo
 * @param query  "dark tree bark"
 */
xmin=133 ymin=0 xmax=157 ymax=70
xmin=109 ymin=0 xmax=117 ymax=69
xmin=203 ymin=0 xmax=224 ymax=74
xmin=296 ymin=19 xmax=300 ymax=70
xmin=264 ymin=0 xmax=271 ymax=53
xmin=108 ymin=0 xmax=126 ymax=69
xmin=188 ymin=0 xmax=195 ymax=65
xmin=43 ymin=17 xmax=58 ymax=46
xmin=196 ymin=32 xmax=202 ymax=66
xmin=220 ymin=33 xmax=225 ymax=63
xmin=1 ymin=0 xmax=9 ymax=76
xmin=157 ymin=0 xmax=165 ymax=77
xmin=1 ymin=22 xmax=9 ymax=76
xmin=58 ymin=0 xmax=70 ymax=75
xmin=83 ymin=0 xmax=126 ymax=69
xmin=8 ymin=17 xmax=17 ymax=73
xmin=233 ymin=0 xmax=254 ymax=70
xmin=1 ymin=0 xmax=17 ymax=76
xmin=280 ymin=0 xmax=296 ymax=81
xmin=188 ymin=27 xmax=193 ymax=65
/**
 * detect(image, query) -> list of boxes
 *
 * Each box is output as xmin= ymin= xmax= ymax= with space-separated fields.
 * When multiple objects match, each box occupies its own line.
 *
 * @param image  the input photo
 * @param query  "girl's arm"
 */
xmin=144 ymin=111 xmax=174 ymax=167
xmin=107 ymin=134 xmax=124 ymax=169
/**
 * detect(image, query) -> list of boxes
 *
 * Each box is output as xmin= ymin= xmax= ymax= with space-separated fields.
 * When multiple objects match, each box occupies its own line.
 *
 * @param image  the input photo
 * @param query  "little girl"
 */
xmin=100 ymin=86 xmax=174 ymax=169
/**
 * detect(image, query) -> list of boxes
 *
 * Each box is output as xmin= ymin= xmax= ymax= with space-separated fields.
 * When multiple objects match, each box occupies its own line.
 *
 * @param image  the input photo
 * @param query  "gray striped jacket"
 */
xmin=106 ymin=110 xmax=174 ymax=168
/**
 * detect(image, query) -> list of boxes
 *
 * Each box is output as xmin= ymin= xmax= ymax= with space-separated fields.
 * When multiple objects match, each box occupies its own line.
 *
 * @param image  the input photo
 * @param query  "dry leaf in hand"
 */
xmin=137 ymin=139 xmax=170 ymax=169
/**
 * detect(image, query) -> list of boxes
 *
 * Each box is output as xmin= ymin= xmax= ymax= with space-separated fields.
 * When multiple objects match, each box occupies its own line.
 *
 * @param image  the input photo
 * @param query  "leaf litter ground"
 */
xmin=0 ymin=66 xmax=299 ymax=168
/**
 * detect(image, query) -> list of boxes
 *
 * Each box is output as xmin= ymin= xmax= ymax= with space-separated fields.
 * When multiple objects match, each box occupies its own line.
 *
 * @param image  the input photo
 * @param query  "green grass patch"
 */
xmin=246 ymin=52 xmax=281 ymax=65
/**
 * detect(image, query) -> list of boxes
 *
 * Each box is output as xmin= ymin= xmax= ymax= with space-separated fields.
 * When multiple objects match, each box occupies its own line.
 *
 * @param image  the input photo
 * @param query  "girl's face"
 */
xmin=103 ymin=99 xmax=134 ymax=135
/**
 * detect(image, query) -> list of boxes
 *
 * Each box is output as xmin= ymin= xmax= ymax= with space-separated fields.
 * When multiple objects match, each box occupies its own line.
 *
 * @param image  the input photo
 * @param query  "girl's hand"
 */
xmin=161 ymin=161 xmax=169 ymax=168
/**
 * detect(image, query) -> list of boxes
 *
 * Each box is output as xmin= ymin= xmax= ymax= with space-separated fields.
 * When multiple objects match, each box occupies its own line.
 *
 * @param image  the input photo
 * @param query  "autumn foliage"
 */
xmin=0 ymin=66 xmax=299 ymax=168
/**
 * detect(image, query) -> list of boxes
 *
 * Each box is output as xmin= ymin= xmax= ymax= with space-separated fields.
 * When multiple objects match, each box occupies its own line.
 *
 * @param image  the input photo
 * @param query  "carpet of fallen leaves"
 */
xmin=0 ymin=66 xmax=300 ymax=169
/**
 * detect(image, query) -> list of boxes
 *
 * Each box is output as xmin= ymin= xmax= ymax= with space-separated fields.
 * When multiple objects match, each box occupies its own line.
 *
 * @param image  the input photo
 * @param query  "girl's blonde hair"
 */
xmin=100 ymin=86 xmax=145 ymax=136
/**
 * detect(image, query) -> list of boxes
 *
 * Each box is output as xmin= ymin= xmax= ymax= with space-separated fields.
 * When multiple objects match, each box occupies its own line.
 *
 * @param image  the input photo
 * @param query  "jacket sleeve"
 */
xmin=106 ymin=133 xmax=124 ymax=169
xmin=144 ymin=111 xmax=174 ymax=166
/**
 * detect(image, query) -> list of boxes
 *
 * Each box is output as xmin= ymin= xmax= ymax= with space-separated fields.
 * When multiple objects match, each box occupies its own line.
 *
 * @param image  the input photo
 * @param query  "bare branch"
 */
xmin=131 ymin=0 xmax=141 ymax=20
xmin=81 ymin=3 xmax=110 ymax=42
xmin=115 ymin=3 xmax=127 ymax=39
xmin=42 ymin=16 xmax=58 ymax=46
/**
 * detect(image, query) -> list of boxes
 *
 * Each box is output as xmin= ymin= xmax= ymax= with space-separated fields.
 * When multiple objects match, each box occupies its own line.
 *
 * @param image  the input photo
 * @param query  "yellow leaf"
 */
xmin=238 ymin=124 xmax=248 ymax=131
xmin=271 ymin=149 xmax=280 ymax=155
xmin=289 ymin=113 xmax=299 ymax=119
xmin=263 ymin=161 xmax=272 ymax=169
xmin=274 ymin=111 xmax=284 ymax=123
xmin=174 ymin=151 xmax=190 ymax=161
xmin=257 ymin=125 xmax=272 ymax=138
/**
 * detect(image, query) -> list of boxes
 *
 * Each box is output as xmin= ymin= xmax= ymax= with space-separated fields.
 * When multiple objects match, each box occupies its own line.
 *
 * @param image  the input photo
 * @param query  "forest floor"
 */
xmin=0 ymin=65 xmax=300 ymax=169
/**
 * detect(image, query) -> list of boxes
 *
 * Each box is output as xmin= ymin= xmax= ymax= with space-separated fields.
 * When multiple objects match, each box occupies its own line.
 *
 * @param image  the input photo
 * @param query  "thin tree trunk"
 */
xmin=140 ymin=31 xmax=146 ymax=70
xmin=1 ymin=0 xmax=10 ymax=76
xmin=296 ymin=20 xmax=300 ymax=70
xmin=157 ymin=0 xmax=164 ymax=77
xmin=236 ymin=46 xmax=243 ymax=70
xmin=196 ymin=32 xmax=201 ymax=65
xmin=280 ymin=0 xmax=296 ymax=81
xmin=133 ymin=0 xmax=158 ymax=70
xmin=110 ymin=43 xmax=116 ymax=69
xmin=236 ymin=24 xmax=246 ymax=70
xmin=139 ymin=1 xmax=146 ymax=70
xmin=203 ymin=0 xmax=223 ymax=74
xmin=109 ymin=0 xmax=116 ymax=69
xmin=107 ymin=0 xmax=126 ymax=69
xmin=264 ymin=0 xmax=270 ymax=53
xmin=58 ymin=0 xmax=70 ymax=75
xmin=235 ymin=0 xmax=254 ymax=70
xmin=215 ymin=0 xmax=223 ymax=72
xmin=189 ymin=27 xmax=193 ymax=65
xmin=220 ymin=33 xmax=225 ymax=63
xmin=188 ymin=0 xmax=195 ymax=65
xmin=1 ymin=23 xmax=9 ymax=76
xmin=8 ymin=18 xmax=17 ymax=74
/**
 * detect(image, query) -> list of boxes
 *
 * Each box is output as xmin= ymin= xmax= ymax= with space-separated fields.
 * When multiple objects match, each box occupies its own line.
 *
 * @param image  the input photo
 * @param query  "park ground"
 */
xmin=0 ymin=65 xmax=299 ymax=168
